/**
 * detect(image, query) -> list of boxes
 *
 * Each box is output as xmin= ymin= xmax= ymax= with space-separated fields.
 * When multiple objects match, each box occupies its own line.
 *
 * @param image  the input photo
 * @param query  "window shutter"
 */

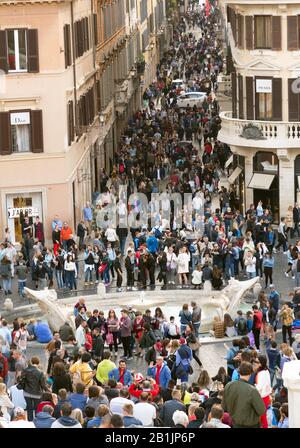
xmin=93 ymin=13 xmax=98 ymax=45
xmin=74 ymin=21 xmax=78 ymax=58
xmin=27 ymin=29 xmax=39 ymax=73
xmin=0 ymin=112 xmax=12 ymax=155
xmin=85 ymin=17 xmax=89 ymax=51
xmin=238 ymin=15 xmax=244 ymax=49
xmin=246 ymin=76 xmax=254 ymax=120
xmin=238 ymin=74 xmax=244 ymax=119
xmin=64 ymin=25 xmax=71 ymax=68
xmin=288 ymin=78 xmax=300 ymax=121
xmin=245 ymin=16 xmax=253 ymax=50
xmin=272 ymin=16 xmax=281 ymax=50
xmin=31 ymin=110 xmax=44 ymax=152
xmin=231 ymin=72 xmax=237 ymax=118
xmin=0 ymin=30 xmax=8 ymax=73
xmin=272 ymin=78 xmax=282 ymax=121
xmin=287 ymin=16 xmax=298 ymax=50
xmin=67 ymin=101 xmax=74 ymax=146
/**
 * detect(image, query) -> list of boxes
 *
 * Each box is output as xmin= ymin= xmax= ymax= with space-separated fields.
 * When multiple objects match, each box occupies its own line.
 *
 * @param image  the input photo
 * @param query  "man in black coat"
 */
xmin=92 ymin=328 xmax=104 ymax=361
xmin=293 ymin=202 xmax=300 ymax=238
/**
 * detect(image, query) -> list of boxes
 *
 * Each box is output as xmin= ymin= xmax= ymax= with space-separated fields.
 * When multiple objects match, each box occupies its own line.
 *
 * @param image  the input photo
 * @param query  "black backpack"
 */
xmin=237 ymin=318 xmax=248 ymax=336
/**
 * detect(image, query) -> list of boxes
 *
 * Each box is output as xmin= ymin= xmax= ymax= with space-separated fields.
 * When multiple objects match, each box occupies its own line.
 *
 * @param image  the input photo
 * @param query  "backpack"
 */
xmin=237 ymin=318 xmax=248 ymax=336
xmin=154 ymin=228 xmax=162 ymax=239
xmin=119 ymin=163 xmax=125 ymax=174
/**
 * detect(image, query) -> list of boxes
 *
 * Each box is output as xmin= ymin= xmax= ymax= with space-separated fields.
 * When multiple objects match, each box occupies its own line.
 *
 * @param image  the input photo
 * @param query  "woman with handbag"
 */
xmin=106 ymin=310 xmax=119 ymax=355
xmin=185 ymin=323 xmax=202 ymax=368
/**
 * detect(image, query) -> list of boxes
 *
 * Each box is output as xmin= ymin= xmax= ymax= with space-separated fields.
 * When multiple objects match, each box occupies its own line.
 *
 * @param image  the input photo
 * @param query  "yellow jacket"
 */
xmin=69 ymin=361 xmax=94 ymax=387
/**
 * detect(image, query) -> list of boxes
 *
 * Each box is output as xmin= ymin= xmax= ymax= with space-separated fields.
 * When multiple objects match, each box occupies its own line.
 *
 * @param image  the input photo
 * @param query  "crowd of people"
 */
xmin=0 ymin=4 xmax=297 ymax=430
xmin=0 ymin=290 xmax=295 ymax=429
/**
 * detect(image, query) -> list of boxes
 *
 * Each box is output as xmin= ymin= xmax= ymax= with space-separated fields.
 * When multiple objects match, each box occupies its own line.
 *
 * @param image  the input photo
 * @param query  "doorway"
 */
xmin=13 ymin=197 xmax=33 ymax=242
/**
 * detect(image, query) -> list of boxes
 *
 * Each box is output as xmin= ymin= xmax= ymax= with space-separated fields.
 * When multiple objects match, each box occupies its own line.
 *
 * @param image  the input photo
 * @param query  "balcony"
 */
xmin=218 ymin=111 xmax=300 ymax=149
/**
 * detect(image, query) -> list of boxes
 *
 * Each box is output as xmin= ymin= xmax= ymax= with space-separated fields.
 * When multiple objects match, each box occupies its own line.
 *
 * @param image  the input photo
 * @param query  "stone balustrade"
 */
xmin=218 ymin=111 xmax=300 ymax=149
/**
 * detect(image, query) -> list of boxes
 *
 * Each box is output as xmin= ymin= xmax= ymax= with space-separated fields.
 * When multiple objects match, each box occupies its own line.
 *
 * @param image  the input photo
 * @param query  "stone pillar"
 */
xmin=282 ymin=360 xmax=300 ymax=428
xmin=278 ymin=150 xmax=295 ymax=217
xmin=244 ymin=154 xmax=253 ymax=210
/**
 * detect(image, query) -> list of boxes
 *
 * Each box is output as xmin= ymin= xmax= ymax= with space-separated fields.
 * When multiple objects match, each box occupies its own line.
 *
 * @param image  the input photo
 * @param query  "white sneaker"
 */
xmin=117 ymin=288 xmax=123 ymax=292
xmin=273 ymin=249 xmax=277 ymax=253
xmin=132 ymin=287 xmax=138 ymax=291
xmin=292 ymin=276 xmax=295 ymax=280
xmin=285 ymin=272 xmax=289 ymax=277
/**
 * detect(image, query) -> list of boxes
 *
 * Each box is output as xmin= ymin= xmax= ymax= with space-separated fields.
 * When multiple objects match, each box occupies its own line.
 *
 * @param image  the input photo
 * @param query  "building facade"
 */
xmin=218 ymin=0 xmax=300 ymax=221
xmin=0 ymin=0 xmax=169 ymax=244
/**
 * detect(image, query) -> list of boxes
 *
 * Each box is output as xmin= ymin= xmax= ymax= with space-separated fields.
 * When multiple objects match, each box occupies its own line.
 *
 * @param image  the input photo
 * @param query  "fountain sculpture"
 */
xmin=23 ymin=276 xmax=260 ymax=333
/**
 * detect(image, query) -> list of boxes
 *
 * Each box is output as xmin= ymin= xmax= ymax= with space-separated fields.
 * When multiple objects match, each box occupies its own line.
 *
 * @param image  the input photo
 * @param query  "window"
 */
xmin=0 ymin=110 xmax=43 ymax=155
xmin=7 ymin=29 xmax=27 ymax=71
xmin=10 ymin=111 xmax=31 ymax=152
xmin=257 ymin=93 xmax=272 ymax=119
xmin=254 ymin=16 xmax=272 ymax=49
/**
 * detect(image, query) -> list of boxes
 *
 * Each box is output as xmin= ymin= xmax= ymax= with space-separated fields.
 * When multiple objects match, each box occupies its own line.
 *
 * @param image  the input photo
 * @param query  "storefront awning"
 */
xmin=225 ymin=154 xmax=234 ymax=168
xmin=228 ymin=166 xmax=242 ymax=184
xmin=248 ymin=173 xmax=275 ymax=190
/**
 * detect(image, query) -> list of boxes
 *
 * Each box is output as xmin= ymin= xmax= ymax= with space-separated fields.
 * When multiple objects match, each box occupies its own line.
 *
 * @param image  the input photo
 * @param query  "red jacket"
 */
xmin=253 ymin=310 xmax=263 ymax=330
xmin=0 ymin=354 xmax=8 ymax=380
xmin=128 ymin=382 xmax=160 ymax=399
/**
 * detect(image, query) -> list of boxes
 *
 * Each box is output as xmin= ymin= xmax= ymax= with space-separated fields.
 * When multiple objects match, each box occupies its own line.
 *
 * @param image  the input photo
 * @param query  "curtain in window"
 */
xmin=15 ymin=124 xmax=30 ymax=152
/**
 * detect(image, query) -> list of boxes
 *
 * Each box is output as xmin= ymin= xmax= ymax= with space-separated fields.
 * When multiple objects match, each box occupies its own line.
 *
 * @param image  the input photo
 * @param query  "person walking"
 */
xmin=279 ymin=303 xmax=294 ymax=346
xmin=223 ymin=362 xmax=266 ymax=428
xmin=275 ymin=217 xmax=288 ymax=253
xmin=18 ymin=356 xmax=49 ymax=421
xmin=262 ymin=252 xmax=274 ymax=289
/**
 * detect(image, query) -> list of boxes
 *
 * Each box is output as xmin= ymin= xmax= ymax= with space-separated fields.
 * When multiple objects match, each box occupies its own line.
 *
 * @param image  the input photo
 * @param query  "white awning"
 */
xmin=225 ymin=154 xmax=234 ymax=168
xmin=228 ymin=166 xmax=242 ymax=184
xmin=248 ymin=173 xmax=275 ymax=190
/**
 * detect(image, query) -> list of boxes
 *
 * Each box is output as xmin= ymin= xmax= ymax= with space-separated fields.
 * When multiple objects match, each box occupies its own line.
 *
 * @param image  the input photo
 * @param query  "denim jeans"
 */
xmin=84 ymin=267 xmax=93 ymax=282
xmin=191 ymin=255 xmax=200 ymax=272
xmin=2 ymin=278 xmax=11 ymax=292
xmin=55 ymin=270 xmax=64 ymax=289
xmin=103 ymin=267 xmax=110 ymax=284
xmin=119 ymin=237 xmax=127 ymax=257
xmin=193 ymin=323 xmax=200 ymax=338
xmin=65 ymin=270 xmax=76 ymax=290
xmin=18 ymin=280 xmax=26 ymax=297
xmin=225 ymin=262 xmax=235 ymax=279
xmin=295 ymin=272 xmax=300 ymax=288
xmin=247 ymin=272 xmax=256 ymax=279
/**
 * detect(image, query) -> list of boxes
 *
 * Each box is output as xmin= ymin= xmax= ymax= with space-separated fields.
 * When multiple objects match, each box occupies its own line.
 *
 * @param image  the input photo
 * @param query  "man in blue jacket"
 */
xmin=34 ymin=320 xmax=53 ymax=343
xmin=146 ymin=232 xmax=159 ymax=256
xmin=108 ymin=360 xmax=133 ymax=386
xmin=147 ymin=356 xmax=171 ymax=389
xmin=33 ymin=405 xmax=56 ymax=428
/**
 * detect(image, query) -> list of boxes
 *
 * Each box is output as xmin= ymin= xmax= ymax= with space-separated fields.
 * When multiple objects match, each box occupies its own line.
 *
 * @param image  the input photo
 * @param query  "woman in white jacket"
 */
xmin=177 ymin=246 xmax=190 ymax=288
xmin=166 ymin=246 xmax=177 ymax=285
xmin=244 ymin=250 xmax=256 ymax=279
xmin=255 ymin=355 xmax=272 ymax=429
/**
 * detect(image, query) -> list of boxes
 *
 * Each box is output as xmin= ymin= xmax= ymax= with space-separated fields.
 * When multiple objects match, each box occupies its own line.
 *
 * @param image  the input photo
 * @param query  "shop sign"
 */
xmin=256 ymin=79 xmax=272 ymax=93
xmin=10 ymin=112 xmax=30 ymax=125
xmin=8 ymin=207 xmax=38 ymax=219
